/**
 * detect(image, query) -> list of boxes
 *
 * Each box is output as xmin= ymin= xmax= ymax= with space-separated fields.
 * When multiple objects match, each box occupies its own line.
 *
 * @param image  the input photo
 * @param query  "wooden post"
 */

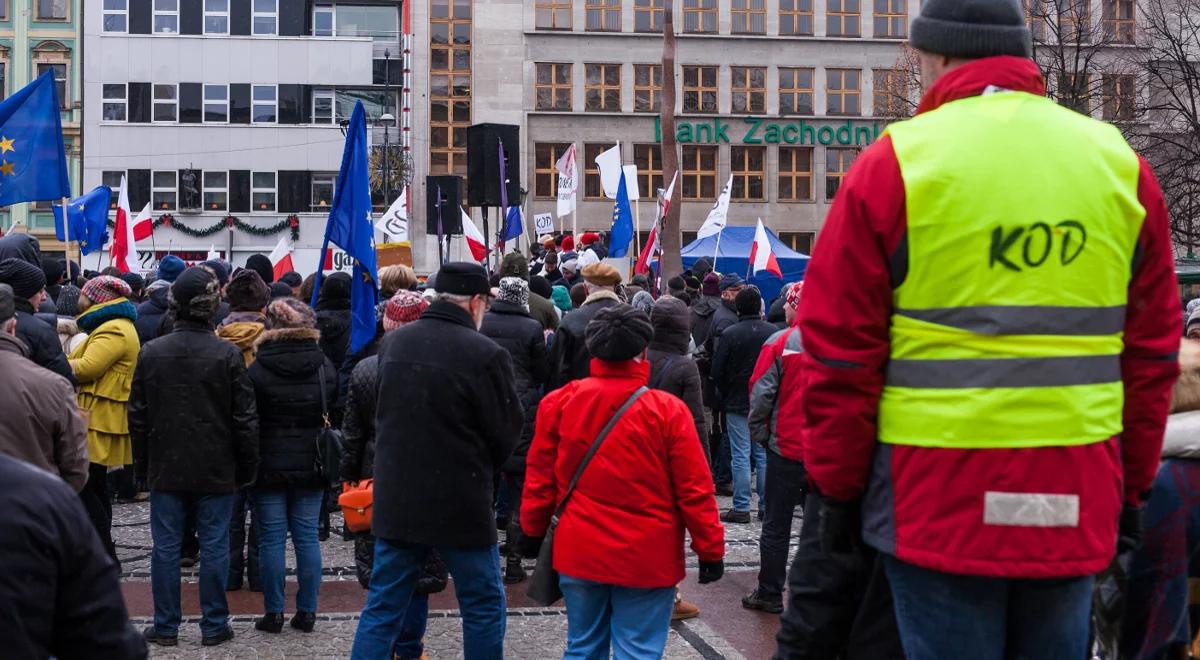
xmin=658 ymin=5 xmax=683 ymax=279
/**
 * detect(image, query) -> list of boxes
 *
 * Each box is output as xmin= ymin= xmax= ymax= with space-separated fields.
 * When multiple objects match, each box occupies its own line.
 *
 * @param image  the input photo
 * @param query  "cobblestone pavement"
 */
xmin=117 ymin=493 xmax=799 ymax=658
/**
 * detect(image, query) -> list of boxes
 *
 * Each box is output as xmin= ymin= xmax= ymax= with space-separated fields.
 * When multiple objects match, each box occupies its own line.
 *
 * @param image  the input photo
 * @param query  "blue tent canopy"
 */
xmin=680 ymin=226 xmax=809 ymax=302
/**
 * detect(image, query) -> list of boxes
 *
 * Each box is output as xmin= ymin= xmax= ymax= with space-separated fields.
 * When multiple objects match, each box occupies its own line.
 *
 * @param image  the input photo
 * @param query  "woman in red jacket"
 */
xmin=522 ymin=304 xmax=725 ymax=658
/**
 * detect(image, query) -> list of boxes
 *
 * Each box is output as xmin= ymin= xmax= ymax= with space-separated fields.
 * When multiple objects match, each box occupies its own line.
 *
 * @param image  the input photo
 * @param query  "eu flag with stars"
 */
xmin=311 ymin=101 xmax=378 ymax=356
xmin=501 ymin=205 xmax=523 ymax=244
xmin=0 ymin=69 xmax=70 ymax=206
xmin=53 ymin=185 xmax=111 ymax=256
xmin=608 ymin=171 xmax=635 ymax=258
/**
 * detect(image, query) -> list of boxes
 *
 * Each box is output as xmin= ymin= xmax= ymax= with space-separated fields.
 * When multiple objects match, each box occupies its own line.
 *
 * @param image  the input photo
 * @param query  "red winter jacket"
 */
xmin=522 ymin=358 xmax=724 ymax=588
xmin=793 ymin=56 xmax=1181 ymax=579
xmin=748 ymin=323 xmax=806 ymax=462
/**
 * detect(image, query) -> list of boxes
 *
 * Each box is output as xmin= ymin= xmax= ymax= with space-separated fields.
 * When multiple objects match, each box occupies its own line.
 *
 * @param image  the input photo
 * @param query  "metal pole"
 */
xmin=383 ymin=49 xmax=392 ymax=211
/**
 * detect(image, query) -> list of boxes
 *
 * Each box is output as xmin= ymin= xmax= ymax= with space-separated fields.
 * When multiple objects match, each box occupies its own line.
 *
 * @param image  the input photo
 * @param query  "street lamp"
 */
xmin=380 ymin=49 xmax=395 ymax=208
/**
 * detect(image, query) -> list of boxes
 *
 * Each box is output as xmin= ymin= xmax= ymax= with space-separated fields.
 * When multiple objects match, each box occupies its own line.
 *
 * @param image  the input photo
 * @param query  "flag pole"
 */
xmin=713 ymin=227 xmax=723 ymax=273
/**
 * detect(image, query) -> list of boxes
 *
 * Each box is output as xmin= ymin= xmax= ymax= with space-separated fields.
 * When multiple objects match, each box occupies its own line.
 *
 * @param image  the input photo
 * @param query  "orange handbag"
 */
xmin=339 ymin=479 xmax=374 ymax=533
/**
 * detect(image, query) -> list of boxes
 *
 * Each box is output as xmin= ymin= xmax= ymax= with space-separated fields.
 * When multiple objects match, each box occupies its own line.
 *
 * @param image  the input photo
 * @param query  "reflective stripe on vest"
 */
xmin=879 ymin=91 xmax=1144 ymax=449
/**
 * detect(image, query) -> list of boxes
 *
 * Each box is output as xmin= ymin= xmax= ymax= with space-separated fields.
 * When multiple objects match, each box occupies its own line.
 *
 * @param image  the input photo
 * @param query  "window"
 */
xmin=683 ymin=0 xmax=717 ymax=34
xmin=252 ymin=85 xmax=277 ymax=123
xmin=586 ymin=0 xmax=620 ymax=32
xmin=732 ymin=0 xmax=766 ymax=34
xmin=152 ymin=171 xmax=176 ymax=211
xmin=36 ymin=64 xmax=66 ymax=109
xmin=1058 ymin=72 xmax=1092 ymax=114
xmin=103 ymin=0 xmax=128 ymax=32
xmin=102 ymin=84 xmax=126 ymax=121
xmin=1025 ymin=0 xmax=1048 ymax=41
xmin=535 ymin=62 xmax=572 ymax=111
xmin=779 ymin=147 xmax=814 ymax=201
xmin=0 ymin=2 xmax=5 ymax=19
xmin=153 ymin=84 xmax=177 ymax=122
xmin=252 ymin=172 xmax=276 ymax=212
xmin=535 ymin=0 xmax=572 ymax=29
xmin=253 ymin=0 xmax=277 ymax=35
xmin=1102 ymin=74 xmax=1135 ymax=121
xmin=826 ymin=0 xmax=860 ymax=37
xmin=0 ymin=63 xmax=6 ymax=101
xmin=36 ymin=0 xmax=66 ymax=20
xmin=313 ymin=4 xmax=333 ymax=35
xmin=634 ymin=64 xmax=661 ymax=113
xmin=102 ymin=171 xmax=124 ymax=209
xmin=634 ymin=0 xmax=663 ymax=32
xmin=335 ymin=89 xmax=398 ymax=122
xmin=827 ymin=68 xmax=861 ymax=115
xmin=585 ymin=63 xmax=621 ymax=112
xmin=153 ymin=0 xmax=178 ymax=33
xmin=681 ymin=145 xmax=717 ymax=200
xmin=313 ymin=88 xmax=334 ymax=123
xmin=311 ymin=173 xmax=336 ymax=210
xmin=334 ymin=5 xmax=398 ymax=40
xmin=873 ymin=68 xmax=908 ymax=116
xmin=534 ymin=142 xmax=571 ymax=199
xmin=1060 ymin=0 xmax=1089 ymax=43
xmin=780 ymin=0 xmax=814 ymax=35
xmin=1104 ymin=0 xmax=1135 ymax=43
xmin=203 ymin=84 xmax=228 ymax=123
xmin=779 ymin=231 xmax=815 ymax=254
xmin=826 ymin=148 xmax=858 ymax=199
xmin=779 ymin=67 xmax=814 ymax=115
xmin=204 ymin=0 xmax=228 ymax=34
xmin=430 ymin=0 xmax=471 ymax=176
xmin=634 ymin=144 xmax=664 ymax=197
xmin=732 ymin=67 xmax=766 ymax=114
xmin=683 ymin=65 xmax=718 ymax=113
xmin=203 ymin=171 xmax=228 ymax=211
xmin=730 ymin=146 xmax=765 ymax=200
xmin=584 ymin=143 xmax=608 ymax=199
xmin=873 ymin=0 xmax=906 ymax=38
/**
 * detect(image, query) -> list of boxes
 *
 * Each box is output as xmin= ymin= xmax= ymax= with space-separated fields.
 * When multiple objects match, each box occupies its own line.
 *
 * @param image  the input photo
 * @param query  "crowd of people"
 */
xmin=3 ymin=2 xmax=1200 ymax=659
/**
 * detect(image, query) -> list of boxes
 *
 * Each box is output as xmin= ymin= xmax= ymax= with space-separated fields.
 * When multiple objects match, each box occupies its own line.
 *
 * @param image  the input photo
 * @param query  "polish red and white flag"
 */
xmin=461 ymin=207 xmax=487 ymax=262
xmin=111 ymin=177 xmax=151 ymax=273
xmin=268 ymin=235 xmax=295 ymax=280
xmin=750 ymin=218 xmax=782 ymax=278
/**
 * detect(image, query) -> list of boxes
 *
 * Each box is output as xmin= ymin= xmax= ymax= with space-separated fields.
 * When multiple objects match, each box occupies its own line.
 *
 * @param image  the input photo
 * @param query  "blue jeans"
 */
xmin=884 ymin=555 xmax=1094 ymax=660
xmin=149 ymin=491 xmax=235 ymax=637
xmin=726 ymin=413 xmax=765 ymax=514
xmin=559 ymin=573 xmax=675 ymax=659
xmin=393 ymin=594 xmax=430 ymax=659
xmin=351 ymin=538 xmax=506 ymax=660
xmin=254 ymin=487 xmax=324 ymax=614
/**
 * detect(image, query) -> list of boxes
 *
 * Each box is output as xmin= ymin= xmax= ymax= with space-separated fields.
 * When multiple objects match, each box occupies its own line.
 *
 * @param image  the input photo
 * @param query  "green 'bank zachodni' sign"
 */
xmin=654 ymin=116 xmax=883 ymax=146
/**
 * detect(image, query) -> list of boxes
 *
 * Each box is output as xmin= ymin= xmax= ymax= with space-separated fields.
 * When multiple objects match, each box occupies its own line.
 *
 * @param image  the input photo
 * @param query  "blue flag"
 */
xmin=0 ymin=70 xmax=70 ymax=206
xmin=501 ymin=205 xmax=522 ymax=243
xmin=608 ymin=172 xmax=635 ymax=258
xmin=310 ymin=101 xmax=378 ymax=356
xmin=53 ymin=186 xmax=111 ymax=256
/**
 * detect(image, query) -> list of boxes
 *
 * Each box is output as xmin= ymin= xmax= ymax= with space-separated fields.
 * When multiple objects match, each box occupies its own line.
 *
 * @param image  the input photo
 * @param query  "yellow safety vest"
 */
xmin=879 ymin=90 xmax=1145 ymax=449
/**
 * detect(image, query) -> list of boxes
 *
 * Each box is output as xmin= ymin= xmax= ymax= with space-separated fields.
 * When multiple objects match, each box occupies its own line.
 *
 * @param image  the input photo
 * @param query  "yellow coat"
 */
xmin=70 ymin=298 xmax=141 ymax=467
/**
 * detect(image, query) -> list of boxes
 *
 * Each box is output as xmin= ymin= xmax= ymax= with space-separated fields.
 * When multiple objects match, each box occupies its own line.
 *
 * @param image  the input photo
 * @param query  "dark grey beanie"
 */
xmin=911 ymin=0 xmax=1031 ymax=59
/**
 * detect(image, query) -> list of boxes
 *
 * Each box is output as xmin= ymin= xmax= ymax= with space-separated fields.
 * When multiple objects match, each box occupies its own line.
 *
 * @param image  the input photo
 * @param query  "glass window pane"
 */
xmin=153 ymin=171 xmax=175 ymax=187
xmin=204 ymin=85 xmax=227 ymax=101
xmin=204 ymin=172 xmax=227 ymax=187
xmin=253 ymin=85 xmax=275 ymax=101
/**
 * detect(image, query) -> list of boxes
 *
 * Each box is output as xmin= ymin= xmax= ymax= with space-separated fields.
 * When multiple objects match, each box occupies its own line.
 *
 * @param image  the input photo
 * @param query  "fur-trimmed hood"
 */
xmin=255 ymin=326 xmax=320 ymax=348
xmin=1163 ymin=339 xmax=1200 ymax=458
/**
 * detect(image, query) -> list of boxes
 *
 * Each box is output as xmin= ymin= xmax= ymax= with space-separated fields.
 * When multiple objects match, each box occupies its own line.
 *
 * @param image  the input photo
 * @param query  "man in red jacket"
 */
xmin=792 ymin=1 xmax=1180 ymax=658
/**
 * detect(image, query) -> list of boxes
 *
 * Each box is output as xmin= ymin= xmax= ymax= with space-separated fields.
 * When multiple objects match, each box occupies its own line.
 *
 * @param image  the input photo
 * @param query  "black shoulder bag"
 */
xmin=315 ymin=364 xmax=344 ymax=488
xmin=526 ymin=386 xmax=649 ymax=606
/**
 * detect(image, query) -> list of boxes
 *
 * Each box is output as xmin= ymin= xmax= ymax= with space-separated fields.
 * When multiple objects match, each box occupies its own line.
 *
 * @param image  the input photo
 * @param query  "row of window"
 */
xmin=104 ymin=0 xmax=278 ymax=36
xmin=98 ymin=83 xmax=397 ymax=125
xmin=534 ymin=143 xmax=859 ymax=204
xmin=99 ymin=169 xmax=339 ymax=213
xmin=101 ymin=0 xmax=400 ymax=40
xmin=430 ymin=0 xmax=472 ymax=176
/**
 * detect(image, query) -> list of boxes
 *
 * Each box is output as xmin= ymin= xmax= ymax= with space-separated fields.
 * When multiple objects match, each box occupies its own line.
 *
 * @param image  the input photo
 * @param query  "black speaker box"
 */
xmin=426 ymin=175 xmax=464 ymax=235
xmin=467 ymin=123 xmax=521 ymax=207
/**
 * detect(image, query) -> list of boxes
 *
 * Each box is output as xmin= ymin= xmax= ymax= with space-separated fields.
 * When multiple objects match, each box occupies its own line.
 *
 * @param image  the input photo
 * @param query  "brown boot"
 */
xmin=672 ymin=598 xmax=700 ymax=621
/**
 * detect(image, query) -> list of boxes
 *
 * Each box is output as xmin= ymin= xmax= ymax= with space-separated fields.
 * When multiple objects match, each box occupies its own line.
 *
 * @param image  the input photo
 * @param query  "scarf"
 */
xmin=77 ymin=299 xmax=138 ymax=334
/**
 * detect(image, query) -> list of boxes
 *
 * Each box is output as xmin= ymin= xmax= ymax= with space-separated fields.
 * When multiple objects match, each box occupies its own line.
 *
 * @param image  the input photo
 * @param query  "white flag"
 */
xmin=555 ymin=144 xmax=577 ymax=218
xmin=622 ymin=164 xmax=640 ymax=201
xmin=376 ymin=187 xmax=408 ymax=240
xmin=697 ymin=174 xmax=733 ymax=239
xmin=594 ymin=143 xmax=622 ymax=199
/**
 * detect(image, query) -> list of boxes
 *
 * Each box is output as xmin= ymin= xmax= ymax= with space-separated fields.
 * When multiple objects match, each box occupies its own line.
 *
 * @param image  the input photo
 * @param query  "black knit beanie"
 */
xmin=0 ymin=257 xmax=46 ymax=299
xmin=586 ymin=303 xmax=655 ymax=362
xmin=735 ymin=286 xmax=762 ymax=316
xmin=911 ymin=0 xmax=1031 ymax=59
xmin=245 ymin=253 xmax=275 ymax=285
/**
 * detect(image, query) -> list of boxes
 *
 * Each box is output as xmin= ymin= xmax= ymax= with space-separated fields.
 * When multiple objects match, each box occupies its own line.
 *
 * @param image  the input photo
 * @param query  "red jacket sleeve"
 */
xmin=796 ymin=136 xmax=907 ymax=502
xmin=1120 ymin=157 xmax=1181 ymax=505
xmin=662 ymin=399 xmax=724 ymax=562
xmin=521 ymin=389 xmax=566 ymax=538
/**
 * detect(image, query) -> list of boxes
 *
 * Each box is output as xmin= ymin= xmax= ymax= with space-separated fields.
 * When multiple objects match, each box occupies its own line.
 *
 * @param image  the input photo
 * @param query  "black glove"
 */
xmin=517 ymin=535 xmax=544 ymax=559
xmin=818 ymin=496 xmax=861 ymax=555
xmin=698 ymin=559 xmax=724 ymax=584
xmin=1117 ymin=505 xmax=1142 ymax=554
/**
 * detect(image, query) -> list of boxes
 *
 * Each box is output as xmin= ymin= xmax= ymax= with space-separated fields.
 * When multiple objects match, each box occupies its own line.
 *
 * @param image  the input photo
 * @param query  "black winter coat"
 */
xmin=0 ymin=454 xmax=147 ymax=660
xmin=12 ymin=298 xmax=73 ymax=383
xmin=690 ymin=295 xmax=722 ymax=349
xmin=546 ymin=293 xmax=622 ymax=390
xmin=340 ymin=352 xmax=379 ymax=483
xmin=481 ymin=300 xmax=549 ymax=474
xmin=647 ymin=298 xmax=710 ymax=457
xmin=712 ymin=315 xmax=779 ymax=415
xmin=316 ymin=306 xmax=351 ymax=369
xmin=135 ymin=285 xmax=170 ymax=345
xmin=129 ymin=320 xmax=259 ymax=493
xmin=373 ymin=301 xmax=523 ymax=547
xmin=248 ymin=328 xmax=337 ymax=489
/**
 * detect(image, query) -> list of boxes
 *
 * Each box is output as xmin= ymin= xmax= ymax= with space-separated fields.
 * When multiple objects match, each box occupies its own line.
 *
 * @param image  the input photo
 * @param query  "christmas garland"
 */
xmin=108 ymin=214 xmax=301 ymax=241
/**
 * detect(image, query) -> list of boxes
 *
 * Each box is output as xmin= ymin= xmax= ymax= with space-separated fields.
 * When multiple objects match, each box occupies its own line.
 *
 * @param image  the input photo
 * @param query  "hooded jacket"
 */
xmin=481 ymin=300 xmax=549 ymax=474
xmin=689 ymin=294 xmax=722 ymax=348
xmin=217 ymin=312 xmax=266 ymax=367
xmin=70 ymin=298 xmax=140 ymax=468
xmin=248 ymin=327 xmax=337 ymax=489
xmin=647 ymin=297 xmax=709 ymax=455
xmin=794 ymin=56 xmax=1180 ymax=578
